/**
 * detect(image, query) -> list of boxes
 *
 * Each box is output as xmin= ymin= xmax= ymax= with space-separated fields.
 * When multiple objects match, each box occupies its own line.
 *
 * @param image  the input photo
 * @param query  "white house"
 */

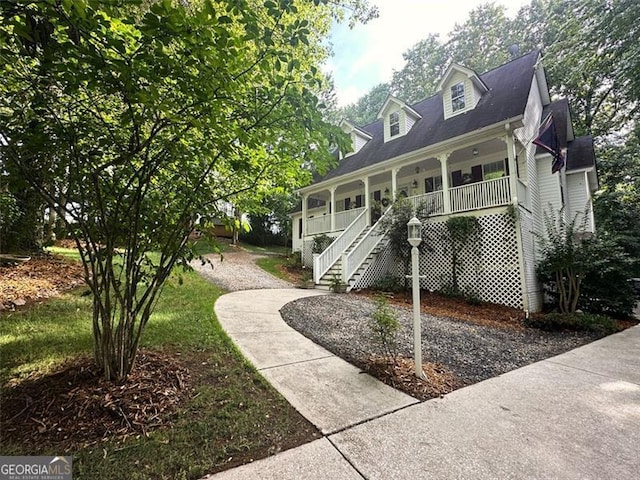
xmin=291 ymin=50 xmax=598 ymax=312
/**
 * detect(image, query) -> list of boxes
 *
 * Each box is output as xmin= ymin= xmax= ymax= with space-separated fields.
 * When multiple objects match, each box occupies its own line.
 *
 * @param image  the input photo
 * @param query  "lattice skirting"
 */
xmin=357 ymin=212 xmax=524 ymax=309
xmin=352 ymin=241 xmax=395 ymax=290
xmin=302 ymin=240 xmax=314 ymax=267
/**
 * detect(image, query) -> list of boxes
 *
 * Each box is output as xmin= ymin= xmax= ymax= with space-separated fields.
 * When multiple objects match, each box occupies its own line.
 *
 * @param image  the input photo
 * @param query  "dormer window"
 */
xmin=389 ymin=112 xmax=400 ymax=137
xmin=451 ymin=83 xmax=465 ymax=112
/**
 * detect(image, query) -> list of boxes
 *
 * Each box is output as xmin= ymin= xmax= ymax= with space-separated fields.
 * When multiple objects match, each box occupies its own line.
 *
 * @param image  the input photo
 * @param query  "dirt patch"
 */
xmin=1 ymin=349 xmax=194 ymax=451
xmin=0 ymin=254 xmax=84 ymax=311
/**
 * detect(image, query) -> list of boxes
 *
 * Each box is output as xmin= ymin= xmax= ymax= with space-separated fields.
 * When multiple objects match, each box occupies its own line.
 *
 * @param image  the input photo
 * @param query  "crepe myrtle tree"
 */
xmin=0 ymin=0 xmax=375 ymax=382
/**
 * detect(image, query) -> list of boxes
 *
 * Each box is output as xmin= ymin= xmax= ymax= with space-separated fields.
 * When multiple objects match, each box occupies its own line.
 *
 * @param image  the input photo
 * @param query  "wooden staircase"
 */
xmin=316 ymin=227 xmax=384 ymax=291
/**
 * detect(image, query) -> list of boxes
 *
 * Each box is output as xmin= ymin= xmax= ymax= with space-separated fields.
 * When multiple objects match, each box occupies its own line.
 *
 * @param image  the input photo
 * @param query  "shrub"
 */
xmin=287 ymin=251 xmax=303 ymax=268
xmin=312 ymin=234 xmax=333 ymax=254
xmin=369 ymin=296 xmax=401 ymax=365
xmin=371 ymin=275 xmax=403 ymax=293
xmin=525 ymin=312 xmax=617 ymax=335
xmin=537 ymin=210 xmax=636 ymax=317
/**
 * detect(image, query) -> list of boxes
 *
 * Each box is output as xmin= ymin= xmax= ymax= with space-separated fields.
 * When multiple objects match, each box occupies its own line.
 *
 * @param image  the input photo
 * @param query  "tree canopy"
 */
xmin=0 ymin=0 xmax=374 ymax=382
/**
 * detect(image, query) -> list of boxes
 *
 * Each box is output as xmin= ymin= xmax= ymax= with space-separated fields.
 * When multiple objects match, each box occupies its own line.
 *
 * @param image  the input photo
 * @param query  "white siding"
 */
xmin=405 ymin=113 xmax=415 ymax=131
xmin=514 ymin=72 xmax=544 ymax=239
xmin=442 ymin=72 xmax=478 ymax=119
xmin=566 ymin=172 xmax=594 ymax=232
xmin=537 ymin=157 xmax=563 ymax=225
xmin=291 ymin=212 xmax=302 ymax=252
xmin=353 ymin=132 xmax=369 ymax=153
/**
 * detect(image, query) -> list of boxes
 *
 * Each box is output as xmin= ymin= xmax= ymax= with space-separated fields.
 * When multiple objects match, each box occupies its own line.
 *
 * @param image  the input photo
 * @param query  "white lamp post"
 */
xmin=407 ymin=216 xmax=428 ymax=380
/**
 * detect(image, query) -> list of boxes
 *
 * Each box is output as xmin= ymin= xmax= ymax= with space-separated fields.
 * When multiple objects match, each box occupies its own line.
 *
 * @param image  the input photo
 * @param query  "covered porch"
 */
xmin=297 ymin=134 xmax=529 ymax=239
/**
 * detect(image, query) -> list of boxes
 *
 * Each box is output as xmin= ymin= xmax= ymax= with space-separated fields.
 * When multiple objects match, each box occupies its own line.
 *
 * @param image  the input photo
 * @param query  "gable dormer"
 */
xmin=377 ymin=95 xmax=422 ymax=143
xmin=437 ymin=63 xmax=489 ymax=119
xmin=339 ymin=119 xmax=373 ymax=157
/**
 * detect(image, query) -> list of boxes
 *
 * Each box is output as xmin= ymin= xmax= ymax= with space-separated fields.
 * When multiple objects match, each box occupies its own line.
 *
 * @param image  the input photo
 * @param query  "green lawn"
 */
xmin=240 ymin=242 xmax=290 ymax=256
xmin=255 ymin=255 xmax=290 ymax=282
xmin=0 ymin=248 xmax=316 ymax=479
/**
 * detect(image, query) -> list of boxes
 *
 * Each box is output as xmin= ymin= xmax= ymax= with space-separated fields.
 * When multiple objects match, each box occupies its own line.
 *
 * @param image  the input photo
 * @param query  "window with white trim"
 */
xmin=483 ymin=160 xmax=506 ymax=180
xmin=389 ymin=111 xmax=400 ymax=137
xmin=424 ymin=175 xmax=443 ymax=193
xmin=451 ymin=82 xmax=465 ymax=112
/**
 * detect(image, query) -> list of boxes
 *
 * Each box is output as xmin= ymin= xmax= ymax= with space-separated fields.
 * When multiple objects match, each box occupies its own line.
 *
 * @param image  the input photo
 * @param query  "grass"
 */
xmin=254 ymin=255 xmax=290 ymax=282
xmin=240 ymin=242 xmax=290 ymax=255
xmin=0 ymin=247 xmax=316 ymax=479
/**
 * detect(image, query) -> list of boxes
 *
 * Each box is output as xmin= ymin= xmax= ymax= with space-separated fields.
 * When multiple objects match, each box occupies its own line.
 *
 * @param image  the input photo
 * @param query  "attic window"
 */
xmin=389 ymin=112 xmax=400 ymax=137
xmin=451 ymin=82 xmax=465 ymax=112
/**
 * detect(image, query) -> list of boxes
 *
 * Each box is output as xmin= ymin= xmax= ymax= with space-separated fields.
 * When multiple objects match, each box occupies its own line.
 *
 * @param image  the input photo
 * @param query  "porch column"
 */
xmin=505 ymin=132 xmax=518 ymax=204
xmin=301 ymin=193 xmax=308 ymax=236
xmin=439 ymin=153 xmax=451 ymax=213
xmin=363 ymin=176 xmax=370 ymax=225
xmin=391 ymin=167 xmax=400 ymax=199
xmin=330 ymin=186 xmax=337 ymax=232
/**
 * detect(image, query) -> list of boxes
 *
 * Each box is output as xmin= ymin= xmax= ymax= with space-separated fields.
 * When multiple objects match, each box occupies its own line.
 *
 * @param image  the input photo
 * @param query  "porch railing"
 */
xmin=306 ymin=207 xmax=365 ymax=236
xmin=342 ymin=206 xmax=392 ymax=283
xmin=313 ymin=207 xmax=367 ymax=284
xmin=449 ymin=176 xmax=510 ymax=213
xmin=406 ymin=191 xmax=444 ymax=215
xmin=306 ymin=215 xmax=331 ymax=236
xmin=335 ymin=207 xmax=365 ymax=230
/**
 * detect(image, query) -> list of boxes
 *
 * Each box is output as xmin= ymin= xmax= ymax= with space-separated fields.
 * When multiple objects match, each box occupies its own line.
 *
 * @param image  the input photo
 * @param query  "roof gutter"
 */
xmin=298 ymin=115 xmax=524 ymax=195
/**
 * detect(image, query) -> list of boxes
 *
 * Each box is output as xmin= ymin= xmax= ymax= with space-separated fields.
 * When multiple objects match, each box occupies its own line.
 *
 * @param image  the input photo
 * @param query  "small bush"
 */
xmin=312 ymin=234 xmax=333 ymax=254
xmin=525 ymin=312 xmax=616 ymax=335
xmin=369 ymin=296 xmax=401 ymax=364
xmin=371 ymin=275 xmax=403 ymax=293
xmin=287 ymin=251 xmax=302 ymax=268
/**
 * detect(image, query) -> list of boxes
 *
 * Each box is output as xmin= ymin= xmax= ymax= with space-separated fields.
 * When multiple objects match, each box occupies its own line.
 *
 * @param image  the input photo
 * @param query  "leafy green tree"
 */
xmin=391 ymin=34 xmax=448 ymax=104
xmin=338 ymin=82 xmax=390 ymax=126
xmin=379 ymin=197 xmax=431 ymax=290
xmin=445 ymin=3 xmax=513 ymax=73
xmin=0 ymin=0 xmax=370 ymax=382
xmin=593 ymin=125 xmax=640 ymax=279
xmin=536 ymin=210 xmax=588 ymax=313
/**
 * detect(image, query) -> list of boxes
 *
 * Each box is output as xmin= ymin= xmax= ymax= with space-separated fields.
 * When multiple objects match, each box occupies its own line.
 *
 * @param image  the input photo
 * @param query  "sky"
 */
xmin=327 ymin=0 xmax=530 ymax=106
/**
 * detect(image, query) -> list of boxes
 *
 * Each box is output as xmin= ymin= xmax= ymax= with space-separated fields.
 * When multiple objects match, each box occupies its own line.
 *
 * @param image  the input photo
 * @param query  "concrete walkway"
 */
xmin=206 ymin=289 xmax=640 ymax=480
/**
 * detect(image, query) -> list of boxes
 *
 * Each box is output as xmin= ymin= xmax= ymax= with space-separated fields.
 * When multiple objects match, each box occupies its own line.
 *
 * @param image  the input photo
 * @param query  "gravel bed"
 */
xmin=280 ymin=295 xmax=601 ymax=386
xmin=191 ymin=249 xmax=293 ymax=291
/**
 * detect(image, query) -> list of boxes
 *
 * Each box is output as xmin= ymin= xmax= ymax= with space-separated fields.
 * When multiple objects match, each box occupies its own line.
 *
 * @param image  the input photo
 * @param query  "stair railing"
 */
xmin=313 ymin=208 xmax=368 ymax=284
xmin=342 ymin=205 xmax=392 ymax=283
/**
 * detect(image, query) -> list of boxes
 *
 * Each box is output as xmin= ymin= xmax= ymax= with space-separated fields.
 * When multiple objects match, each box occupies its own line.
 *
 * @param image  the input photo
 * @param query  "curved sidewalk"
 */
xmin=208 ymin=289 xmax=640 ymax=480
xmin=213 ymin=288 xmax=418 ymax=435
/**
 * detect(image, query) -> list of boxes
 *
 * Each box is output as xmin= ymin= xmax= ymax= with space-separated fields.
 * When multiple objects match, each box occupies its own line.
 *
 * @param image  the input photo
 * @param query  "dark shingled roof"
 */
xmin=317 ymin=50 xmax=541 ymax=184
xmin=566 ymin=135 xmax=596 ymax=171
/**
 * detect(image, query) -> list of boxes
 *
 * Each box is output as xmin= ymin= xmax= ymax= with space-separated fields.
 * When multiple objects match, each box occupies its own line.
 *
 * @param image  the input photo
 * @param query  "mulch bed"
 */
xmin=0 ymin=253 xmax=84 ymax=311
xmin=361 ymin=355 xmax=462 ymax=401
xmin=357 ymin=289 xmax=528 ymax=331
xmin=1 ymin=349 xmax=194 ymax=452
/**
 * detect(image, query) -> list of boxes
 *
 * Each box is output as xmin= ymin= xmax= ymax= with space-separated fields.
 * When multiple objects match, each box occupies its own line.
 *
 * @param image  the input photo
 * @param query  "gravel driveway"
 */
xmin=191 ymin=248 xmax=293 ymax=291
xmin=280 ymin=295 xmax=601 ymax=385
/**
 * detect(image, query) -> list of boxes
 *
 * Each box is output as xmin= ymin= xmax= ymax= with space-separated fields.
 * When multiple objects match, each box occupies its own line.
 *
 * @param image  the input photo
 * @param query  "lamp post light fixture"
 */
xmin=407 ymin=217 xmax=428 ymax=380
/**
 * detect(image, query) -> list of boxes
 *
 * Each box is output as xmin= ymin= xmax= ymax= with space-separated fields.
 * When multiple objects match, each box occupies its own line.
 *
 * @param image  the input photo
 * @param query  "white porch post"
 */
xmin=330 ymin=186 xmax=337 ymax=232
xmin=504 ymin=130 xmax=530 ymax=313
xmin=505 ymin=131 xmax=518 ymax=204
xmin=391 ymin=167 xmax=399 ymax=199
xmin=301 ymin=193 xmax=308 ymax=236
xmin=439 ymin=153 xmax=451 ymax=213
xmin=363 ymin=176 xmax=370 ymax=225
